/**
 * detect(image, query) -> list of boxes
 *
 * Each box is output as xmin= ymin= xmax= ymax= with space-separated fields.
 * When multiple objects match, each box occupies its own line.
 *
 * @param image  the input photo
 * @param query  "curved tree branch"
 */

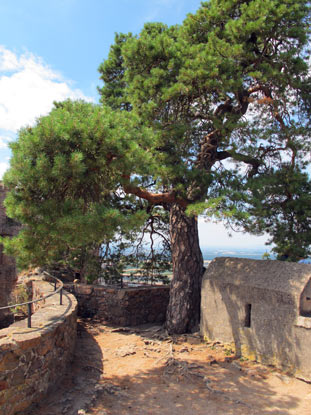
xmin=123 ymin=179 xmax=188 ymax=208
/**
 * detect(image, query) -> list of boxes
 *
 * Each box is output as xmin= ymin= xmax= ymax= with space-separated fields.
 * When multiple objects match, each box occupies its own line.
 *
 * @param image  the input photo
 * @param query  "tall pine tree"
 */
xmin=98 ymin=0 xmax=311 ymax=332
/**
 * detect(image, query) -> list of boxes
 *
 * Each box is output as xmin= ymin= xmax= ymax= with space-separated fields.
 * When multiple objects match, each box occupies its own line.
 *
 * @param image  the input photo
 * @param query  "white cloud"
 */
xmin=0 ymin=46 xmax=20 ymax=71
xmin=198 ymin=217 xmax=269 ymax=248
xmin=141 ymin=0 xmax=189 ymax=26
xmin=0 ymin=135 xmax=11 ymax=149
xmin=0 ymin=46 xmax=93 ymax=132
xmin=156 ymin=0 xmax=180 ymax=5
xmin=0 ymin=162 xmax=9 ymax=179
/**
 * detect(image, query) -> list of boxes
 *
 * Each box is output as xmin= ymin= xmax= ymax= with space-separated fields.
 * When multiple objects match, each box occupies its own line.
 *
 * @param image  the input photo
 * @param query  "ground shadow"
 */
xmin=24 ymin=320 xmax=310 ymax=415
xmin=94 ymin=345 xmax=304 ymax=415
xmin=25 ymin=319 xmax=104 ymax=415
xmin=92 ymin=325 xmax=307 ymax=415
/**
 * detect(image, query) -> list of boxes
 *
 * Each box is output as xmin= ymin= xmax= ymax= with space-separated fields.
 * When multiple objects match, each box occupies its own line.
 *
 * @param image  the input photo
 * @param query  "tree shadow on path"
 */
xmin=25 ymin=320 xmax=311 ymax=415
xmin=25 ymin=319 xmax=104 ymax=415
xmin=92 ymin=323 xmax=310 ymax=415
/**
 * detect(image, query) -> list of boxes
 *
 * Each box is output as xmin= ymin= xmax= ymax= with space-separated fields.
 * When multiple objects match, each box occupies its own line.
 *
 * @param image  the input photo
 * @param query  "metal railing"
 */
xmin=0 ymin=272 xmax=64 ymax=328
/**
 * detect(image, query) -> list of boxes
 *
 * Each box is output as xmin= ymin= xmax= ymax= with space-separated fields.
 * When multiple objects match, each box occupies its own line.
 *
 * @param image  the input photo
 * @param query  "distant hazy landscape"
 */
xmin=201 ymin=246 xmax=273 ymax=262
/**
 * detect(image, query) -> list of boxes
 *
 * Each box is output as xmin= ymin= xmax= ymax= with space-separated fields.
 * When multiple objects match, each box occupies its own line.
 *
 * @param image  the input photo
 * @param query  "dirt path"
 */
xmin=28 ymin=318 xmax=311 ymax=415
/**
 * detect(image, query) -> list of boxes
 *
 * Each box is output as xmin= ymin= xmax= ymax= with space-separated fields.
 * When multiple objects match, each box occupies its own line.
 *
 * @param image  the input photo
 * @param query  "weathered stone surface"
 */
xmin=201 ymin=257 xmax=311 ymax=382
xmin=65 ymin=283 xmax=170 ymax=326
xmin=0 ymin=184 xmax=21 ymax=329
xmin=0 ymin=276 xmax=77 ymax=415
xmin=0 ymin=381 xmax=8 ymax=391
xmin=0 ymin=352 xmax=19 ymax=371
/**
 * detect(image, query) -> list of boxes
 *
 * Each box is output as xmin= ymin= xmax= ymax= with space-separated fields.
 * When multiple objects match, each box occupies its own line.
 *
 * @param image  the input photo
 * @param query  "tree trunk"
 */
xmin=166 ymin=204 xmax=204 ymax=334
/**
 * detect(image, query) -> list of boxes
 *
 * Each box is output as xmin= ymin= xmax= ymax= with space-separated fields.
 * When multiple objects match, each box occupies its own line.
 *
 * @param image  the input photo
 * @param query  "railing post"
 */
xmin=0 ymin=275 xmax=64 ymax=328
xmin=27 ymin=303 xmax=32 ymax=328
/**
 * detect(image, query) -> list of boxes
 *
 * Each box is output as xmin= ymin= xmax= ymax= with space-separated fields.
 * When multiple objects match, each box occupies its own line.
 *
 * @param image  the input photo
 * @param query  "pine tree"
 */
xmin=2 ymin=100 xmax=151 ymax=279
xmin=98 ymin=0 xmax=311 ymax=333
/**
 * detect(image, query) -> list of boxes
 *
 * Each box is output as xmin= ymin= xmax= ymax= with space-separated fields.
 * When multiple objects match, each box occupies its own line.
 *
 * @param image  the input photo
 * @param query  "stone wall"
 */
xmin=0 ymin=278 xmax=77 ymax=415
xmin=65 ymin=283 xmax=170 ymax=326
xmin=0 ymin=184 xmax=21 ymax=328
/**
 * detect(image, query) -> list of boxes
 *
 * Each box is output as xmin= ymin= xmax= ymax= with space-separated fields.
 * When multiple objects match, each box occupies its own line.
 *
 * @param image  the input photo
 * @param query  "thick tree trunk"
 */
xmin=165 ymin=204 xmax=204 ymax=334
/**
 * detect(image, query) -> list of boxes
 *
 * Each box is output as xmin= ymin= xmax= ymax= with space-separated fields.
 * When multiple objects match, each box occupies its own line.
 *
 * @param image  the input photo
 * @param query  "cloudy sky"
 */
xmin=0 ymin=0 xmax=269 ymax=249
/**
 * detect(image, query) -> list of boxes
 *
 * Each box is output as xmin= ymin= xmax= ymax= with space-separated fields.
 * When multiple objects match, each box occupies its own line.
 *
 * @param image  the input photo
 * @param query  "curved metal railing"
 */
xmin=0 ymin=271 xmax=64 ymax=328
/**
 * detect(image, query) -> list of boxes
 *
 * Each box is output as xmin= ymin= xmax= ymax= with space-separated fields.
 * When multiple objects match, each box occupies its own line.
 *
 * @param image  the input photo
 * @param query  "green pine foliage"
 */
xmin=3 ymin=0 xmax=311 ymax=287
xmin=98 ymin=33 xmax=133 ymax=111
xmin=3 ymin=100 xmax=152 ymax=274
xmin=98 ymin=0 xmax=311 ymax=258
xmin=245 ymin=168 xmax=311 ymax=261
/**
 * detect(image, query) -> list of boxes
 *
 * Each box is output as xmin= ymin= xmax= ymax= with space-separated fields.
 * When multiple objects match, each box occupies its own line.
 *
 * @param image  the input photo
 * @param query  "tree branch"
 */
xmin=197 ymin=87 xmax=255 ymax=170
xmin=217 ymin=150 xmax=261 ymax=177
xmin=123 ymin=179 xmax=188 ymax=208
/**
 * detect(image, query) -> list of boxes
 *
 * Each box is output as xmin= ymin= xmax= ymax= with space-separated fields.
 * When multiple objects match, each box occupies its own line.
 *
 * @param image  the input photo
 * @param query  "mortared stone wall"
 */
xmin=0 ymin=277 xmax=77 ymax=415
xmin=65 ymin=283 xmax=170 ymax=326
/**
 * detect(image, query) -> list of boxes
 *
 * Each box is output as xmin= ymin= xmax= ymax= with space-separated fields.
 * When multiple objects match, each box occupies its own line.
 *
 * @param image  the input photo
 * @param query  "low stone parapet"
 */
xmin=0 ymin=278 xmax=77 ymax=415
xmin=65 ymin=283 xmax=170 ymax=326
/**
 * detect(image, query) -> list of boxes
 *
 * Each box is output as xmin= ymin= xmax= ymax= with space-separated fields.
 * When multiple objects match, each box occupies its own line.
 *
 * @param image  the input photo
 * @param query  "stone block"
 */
xmin=0 ymin=352 xmax=19 ymax=371
xmin=201 ymin=257 xmax=311 ymax=382
xmin=14 ymin=333 xmax=42 ymax=351
xmin=9 ymin=368 xmax=25 ymax=387
xmin=74 ymin=284 xmax=94 ymax=296
xmin=37 ymin=337 xmax=55 ymax=356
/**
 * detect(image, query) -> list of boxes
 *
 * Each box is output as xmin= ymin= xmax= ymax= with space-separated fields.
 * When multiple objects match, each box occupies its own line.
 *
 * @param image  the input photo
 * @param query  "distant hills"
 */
xmin=201 ymin=246 xmax=274 ymax=261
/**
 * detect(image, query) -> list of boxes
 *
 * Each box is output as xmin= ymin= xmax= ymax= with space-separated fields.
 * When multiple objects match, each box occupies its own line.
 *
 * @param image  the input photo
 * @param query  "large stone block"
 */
xmin=201 ymin=257 xmax=311 ymax=381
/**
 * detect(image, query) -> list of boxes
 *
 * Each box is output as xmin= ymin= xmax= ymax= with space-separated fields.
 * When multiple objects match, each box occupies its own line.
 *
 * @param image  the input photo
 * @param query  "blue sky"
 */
xmin=0 ymin=0 xmax=269 ymax=249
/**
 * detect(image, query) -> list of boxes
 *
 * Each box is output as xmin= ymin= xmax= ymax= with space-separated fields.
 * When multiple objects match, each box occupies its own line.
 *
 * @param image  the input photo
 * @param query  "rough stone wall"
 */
xmin=0 ymin=184 xmax=21 ymax=328
xmin=0 ymin=278 xmax=77 ymax=415
xmin=65 ymin=283 xmax=170 ymax=326
xmin=201 ymin=257 xmax=311 ymax=381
